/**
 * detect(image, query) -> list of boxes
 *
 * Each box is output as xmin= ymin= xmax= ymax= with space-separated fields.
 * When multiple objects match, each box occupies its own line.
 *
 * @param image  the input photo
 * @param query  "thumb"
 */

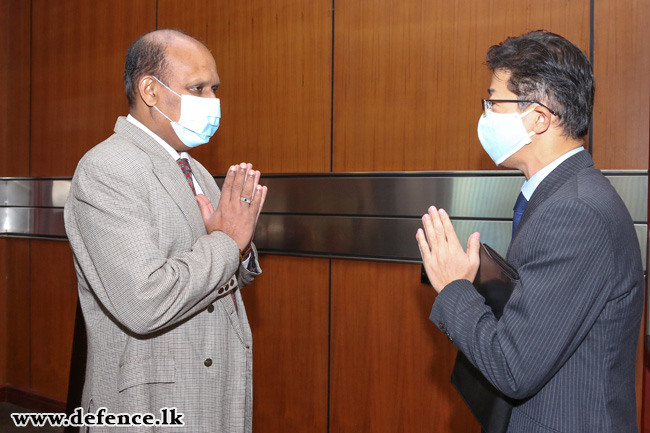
xmin=467 ymin=232 xmax=481 ymax=269
xmin=195 ymin=194 xmax=214 ymax=222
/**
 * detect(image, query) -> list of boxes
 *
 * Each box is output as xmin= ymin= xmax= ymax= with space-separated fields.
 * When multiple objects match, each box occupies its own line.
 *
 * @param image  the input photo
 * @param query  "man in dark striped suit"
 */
xmin=417 ymin=30 xmax=644 ymax=432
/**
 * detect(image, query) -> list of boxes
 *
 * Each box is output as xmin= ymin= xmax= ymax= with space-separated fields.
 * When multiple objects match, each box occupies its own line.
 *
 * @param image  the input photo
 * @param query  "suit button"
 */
xmin=204 ymin=358 xmax=212 ymax=367
xmin=218 ymin=287 xmax=224 ymax=294
xmin=207 ymin=304 xmax=214 ymax=313
xmin=229 ymin=279 xmax=236 ymax=288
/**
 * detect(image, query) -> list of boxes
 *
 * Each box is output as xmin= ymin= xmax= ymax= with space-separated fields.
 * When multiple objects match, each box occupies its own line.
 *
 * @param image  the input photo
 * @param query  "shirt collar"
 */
xmin=521 ymin=147 xmax=584 ymax=200
xmin=126 ymin=114 xmax=191 ymax=161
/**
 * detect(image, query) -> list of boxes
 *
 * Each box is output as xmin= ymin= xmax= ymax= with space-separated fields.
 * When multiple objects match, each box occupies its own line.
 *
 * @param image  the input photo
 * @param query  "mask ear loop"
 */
xmin=153 ymin=105 xmax=174 ymax=122
xmin=152 ymin=76 xmax=181 ymax=98
xmin=519 ymin=107 xmax=537 ymax=137
xmin=151 ymin=76 xmax=181 ymax=122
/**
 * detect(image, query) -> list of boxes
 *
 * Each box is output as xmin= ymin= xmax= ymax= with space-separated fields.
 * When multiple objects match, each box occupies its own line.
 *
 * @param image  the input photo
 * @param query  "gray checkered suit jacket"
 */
xmin=431 ymin=151 xmax=644 ymax=432
xmin=64 ymin=117 xmax=261 ymax=432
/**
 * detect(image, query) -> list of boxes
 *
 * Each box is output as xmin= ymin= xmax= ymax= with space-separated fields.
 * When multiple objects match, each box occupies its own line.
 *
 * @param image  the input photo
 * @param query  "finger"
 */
xmin=438 ymin=208 xmax=461 ymax=249
xmin=240 ymin=169 xmax=259 ymax=202
xmin=256 ymin=185 xmax=268 ymax=219
xmin=467 ymin=232 xmax=481 ymax=268
xmin=220 ymin=165 xmax=236 ymax=204
xmin=422 ymin=211 xmax=435 ymax=251
xmin=231 ymin=163 xmax=249 ymax=202
xmin=416 ymin=228 xmax=431 ymax=261
xmin=195 ymin=194 xmax=214 ymax=222
xmin=249 ymin=182 xmax=264 ymax=214
xmin=429 ymin=206 xmax=447 ymax=249
xmin=250 ymin=170 xmax=261 ymax=199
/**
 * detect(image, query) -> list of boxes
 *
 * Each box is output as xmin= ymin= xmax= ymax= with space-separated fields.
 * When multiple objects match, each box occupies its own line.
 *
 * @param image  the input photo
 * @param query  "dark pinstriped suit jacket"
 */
xmin=431 ymin=151 xmax=644 ymax=432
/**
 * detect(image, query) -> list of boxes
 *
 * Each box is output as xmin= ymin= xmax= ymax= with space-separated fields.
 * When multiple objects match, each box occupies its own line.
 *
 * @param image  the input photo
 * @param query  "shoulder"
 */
xmin=69 ymin=134 xmax=158 ymax=206
xmin=520 ymin=168 xmax=635 ymax=259
xmin=75 ymin=133 xmax=154 ymax=180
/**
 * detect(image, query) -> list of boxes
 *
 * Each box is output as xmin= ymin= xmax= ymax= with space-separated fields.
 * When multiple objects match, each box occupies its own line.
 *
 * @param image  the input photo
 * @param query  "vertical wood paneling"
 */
xmin=157 ymin=0 xmax=332 ymax=174
xmin=592 ymin=0 xmax=650 ymax=169
xmin=333 ymin=0 xmax=590 ymax=172
xmin=5 ymin=239 xmax=31 ymax=390
xmin=0 ymin=239 xmax=5 ymax=385
xmin=330 ymin=260 xmax=477 ymax=433
xmin=0 ymin=239 xmax=6 ymax=385
xmin=30 ymin=0 xmax=156 ymax=177
xmin=0 ymin=0 xmax=30 ymax=177
xmin=29 ymin=241 xmax=77 ymax=400
xmin=241 ymin=255 xmax=329 ymax=433
xmin=1 ymin=0 xmax=31 ymax=389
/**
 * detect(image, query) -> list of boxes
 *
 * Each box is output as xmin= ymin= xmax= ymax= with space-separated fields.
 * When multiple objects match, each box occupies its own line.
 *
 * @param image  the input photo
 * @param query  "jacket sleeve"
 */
xmin=65 ymin=159 xmax=241 ymax=336
xmin=238 ymin=243 xmax=262 ymax=288
xmin=430 ymin=198 xmax=614 ymax=400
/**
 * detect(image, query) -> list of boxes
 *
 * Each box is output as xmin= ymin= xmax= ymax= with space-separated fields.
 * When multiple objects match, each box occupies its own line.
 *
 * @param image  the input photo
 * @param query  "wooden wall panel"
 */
xmin=330 ymin=260 xmax=477 ymax=433
xmin=0 ymin=239 xmax=6 ymax=385
xmin=592 ymin=0 xmax=650 ymax=169
xmin=241 ymin=255 xmax=329 ymax=433
xmin=30 ymin=0 xmax=155 ymax=177
xmin=332 ymin=0 xmax=590 ymax=172
xmin=157 ymin=0 xmax=332 ymax=174
xmin=29 ymin=241 xmax=77 ymax=401
xmin=0 ymin=0 xmax=31 ymax=389
xmin=5 ymin=238 xmax=31 ymax=390
xmin=0 ymin=0 xmax=30 ymax=177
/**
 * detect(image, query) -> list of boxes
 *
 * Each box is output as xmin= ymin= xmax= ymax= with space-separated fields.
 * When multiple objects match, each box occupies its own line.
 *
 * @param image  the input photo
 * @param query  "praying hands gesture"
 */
xmin=196 ymin=162 xmax=268 ymax=252
xmin=416 ymin=206 xmax=481 ymax=293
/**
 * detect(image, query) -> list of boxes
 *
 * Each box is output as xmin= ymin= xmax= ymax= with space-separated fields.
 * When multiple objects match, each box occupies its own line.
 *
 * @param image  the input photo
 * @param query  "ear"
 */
xmin=530 ymin=106 xmax=552 ymax=135
xmin=138 ymin=76 xmax=158 ymax=107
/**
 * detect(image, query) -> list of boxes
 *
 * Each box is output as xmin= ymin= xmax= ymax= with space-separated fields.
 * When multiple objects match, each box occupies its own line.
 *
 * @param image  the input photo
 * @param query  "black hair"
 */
xmin=486 ymin=30 xmax=594 ymax=139
xmin=124 ymin=29 xmax=192 ymax=107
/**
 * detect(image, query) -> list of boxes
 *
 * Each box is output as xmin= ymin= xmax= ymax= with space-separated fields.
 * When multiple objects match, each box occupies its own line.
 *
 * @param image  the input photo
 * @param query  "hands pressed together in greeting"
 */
xmin=416 ymin=206 xmax=481 ymax=293
xmin=195 ymin=162 xmax=268 ymax=252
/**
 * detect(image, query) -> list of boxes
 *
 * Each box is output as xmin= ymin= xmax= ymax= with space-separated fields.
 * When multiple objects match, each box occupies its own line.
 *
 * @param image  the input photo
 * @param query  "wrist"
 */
xmin=239 ymin=245 xmax=253 ymax=262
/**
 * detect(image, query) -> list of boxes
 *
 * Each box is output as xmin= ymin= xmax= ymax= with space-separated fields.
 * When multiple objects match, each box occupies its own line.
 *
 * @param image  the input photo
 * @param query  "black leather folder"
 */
xmin=450 ymin=243 xmax=519 ymax=433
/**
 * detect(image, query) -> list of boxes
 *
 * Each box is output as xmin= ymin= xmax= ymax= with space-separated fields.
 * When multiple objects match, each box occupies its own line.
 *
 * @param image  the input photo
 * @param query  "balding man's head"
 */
xmin=124 ymin=29 xmax=206 ymax=107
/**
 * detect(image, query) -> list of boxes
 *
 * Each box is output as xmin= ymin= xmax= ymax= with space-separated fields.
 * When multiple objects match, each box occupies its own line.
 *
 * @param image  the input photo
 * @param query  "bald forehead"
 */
xmin=147 ymin=30 xmax=216 ymax=77
xmin=144 ymin=29 xmax=209 ymax=55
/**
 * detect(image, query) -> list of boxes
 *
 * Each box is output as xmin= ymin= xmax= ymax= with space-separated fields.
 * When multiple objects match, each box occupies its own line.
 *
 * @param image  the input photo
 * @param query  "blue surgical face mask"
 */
xmin=152 ymin=76 xmax=221 ymax=148
xmin=477 ymin=107 xmax=535 ymax=166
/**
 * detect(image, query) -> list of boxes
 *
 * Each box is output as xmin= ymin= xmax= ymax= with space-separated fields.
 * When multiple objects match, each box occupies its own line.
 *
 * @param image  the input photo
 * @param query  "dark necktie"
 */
xmin=177 ymin=158 xmax=196 ymax=195
xmin=512 ymin=192 xmax=528 ymax=236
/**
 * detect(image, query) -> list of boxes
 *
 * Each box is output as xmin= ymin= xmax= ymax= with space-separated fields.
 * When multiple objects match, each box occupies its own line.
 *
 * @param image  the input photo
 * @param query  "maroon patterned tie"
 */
xmin=177 ymin=158 xmax=196 ymax=195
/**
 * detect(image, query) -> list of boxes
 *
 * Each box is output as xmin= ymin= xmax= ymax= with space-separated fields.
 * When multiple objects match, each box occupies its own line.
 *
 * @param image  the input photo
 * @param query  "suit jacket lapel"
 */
xmin=514 ymin=150 xmax=594 ymax=239
xmin=113 ymin=117 xmax=207 ymax=241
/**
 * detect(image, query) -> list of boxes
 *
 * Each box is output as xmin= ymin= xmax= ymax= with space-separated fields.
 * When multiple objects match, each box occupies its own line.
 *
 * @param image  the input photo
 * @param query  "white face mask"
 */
xmin=152 ymin=76 xmax=221 ymax=148
xmin=477 ymin=107 xmax=535 ymax=166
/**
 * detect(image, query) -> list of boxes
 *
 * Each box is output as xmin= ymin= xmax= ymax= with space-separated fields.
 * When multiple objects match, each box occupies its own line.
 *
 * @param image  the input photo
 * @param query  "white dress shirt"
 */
xmin=126 ymin=114 xmax=204 ymax=195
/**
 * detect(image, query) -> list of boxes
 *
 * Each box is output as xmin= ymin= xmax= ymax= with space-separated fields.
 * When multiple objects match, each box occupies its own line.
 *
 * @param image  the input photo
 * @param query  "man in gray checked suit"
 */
xmin=64 ymin=29 xmax=267 ymax=432
xmin=417 ymin=31 xmax=644 ymax=432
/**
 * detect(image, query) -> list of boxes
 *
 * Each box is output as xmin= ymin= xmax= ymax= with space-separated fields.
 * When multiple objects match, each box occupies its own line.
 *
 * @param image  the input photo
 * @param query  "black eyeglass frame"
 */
xmin=482 ymin=99 xmax=558 ymax=116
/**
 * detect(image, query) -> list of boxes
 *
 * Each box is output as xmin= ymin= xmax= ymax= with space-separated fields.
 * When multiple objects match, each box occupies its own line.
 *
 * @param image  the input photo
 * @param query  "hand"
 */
xmin=196 ymin=162 xmax=268 ymax=251
xmin=416 ymin=206 xmax=481 ymax=293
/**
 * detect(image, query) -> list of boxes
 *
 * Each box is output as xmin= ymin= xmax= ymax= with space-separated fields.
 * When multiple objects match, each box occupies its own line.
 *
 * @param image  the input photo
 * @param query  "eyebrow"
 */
xmin=187 ymin=78 xmax=220 ymax=88
xmin=487 ymin=88 xmax=495 ymax=96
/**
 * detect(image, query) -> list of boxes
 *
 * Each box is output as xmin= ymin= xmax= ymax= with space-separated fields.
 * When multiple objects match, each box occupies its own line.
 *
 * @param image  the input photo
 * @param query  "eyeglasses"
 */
xmin=482 ymin=99 xmax=557 ymax=116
